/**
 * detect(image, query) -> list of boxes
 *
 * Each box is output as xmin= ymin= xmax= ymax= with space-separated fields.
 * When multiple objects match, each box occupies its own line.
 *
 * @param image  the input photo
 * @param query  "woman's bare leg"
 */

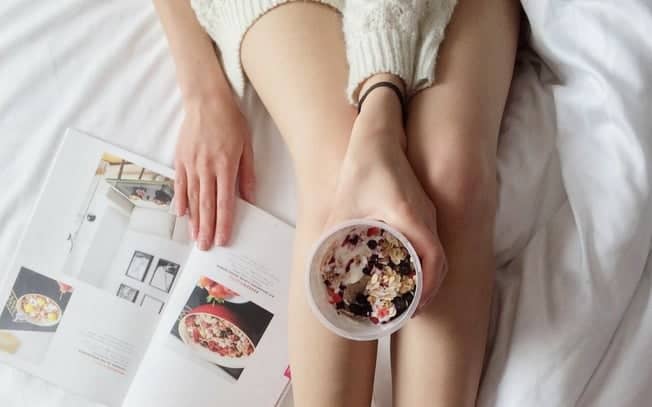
xmin=241 ymin=4 xmax=375 ymax=406
xmin=392 ymin=0 xmax=521 ymax=406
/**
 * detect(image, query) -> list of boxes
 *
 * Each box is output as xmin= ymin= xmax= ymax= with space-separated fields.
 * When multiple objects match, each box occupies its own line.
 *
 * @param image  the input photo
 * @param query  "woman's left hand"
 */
xmin=326 ymin=83 xmax=447 ymax=310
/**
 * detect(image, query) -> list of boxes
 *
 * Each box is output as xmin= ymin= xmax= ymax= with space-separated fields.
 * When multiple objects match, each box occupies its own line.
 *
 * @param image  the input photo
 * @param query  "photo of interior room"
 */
xmin=61 ymin=153 xmax=191 ymax=313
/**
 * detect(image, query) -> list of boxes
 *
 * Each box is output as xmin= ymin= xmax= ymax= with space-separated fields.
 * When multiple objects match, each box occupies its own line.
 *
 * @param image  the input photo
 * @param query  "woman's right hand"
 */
xmin=174 ymin=93 xmax=255 ymax=250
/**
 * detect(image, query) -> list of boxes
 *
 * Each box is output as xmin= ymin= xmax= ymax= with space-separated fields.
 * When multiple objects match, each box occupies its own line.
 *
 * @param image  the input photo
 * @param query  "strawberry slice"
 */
xmin=367 ymin=227 xmax=380 ymax=237
xmin=326 ymin=288 xmax=342 ymax=304
xmin=329 ymin=293 xmax=342 ymax=304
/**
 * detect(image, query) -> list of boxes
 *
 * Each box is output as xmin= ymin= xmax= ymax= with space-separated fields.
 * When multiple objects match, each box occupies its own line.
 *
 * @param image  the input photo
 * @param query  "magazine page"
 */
xmin=124 ymin=199 xmax=293 ymax=407
xmin=0 ymin=129 xmax=191 ymax=406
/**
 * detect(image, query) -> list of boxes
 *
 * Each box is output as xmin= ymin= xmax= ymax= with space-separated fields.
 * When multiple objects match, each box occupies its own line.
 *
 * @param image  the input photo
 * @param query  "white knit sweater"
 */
xmin=190 ymin=0 xmax=457 ymax=103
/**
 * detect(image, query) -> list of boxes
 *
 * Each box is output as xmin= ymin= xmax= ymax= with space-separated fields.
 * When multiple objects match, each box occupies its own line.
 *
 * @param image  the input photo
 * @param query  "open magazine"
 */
xmin=0 ymin=129 xmax=293 ymax=406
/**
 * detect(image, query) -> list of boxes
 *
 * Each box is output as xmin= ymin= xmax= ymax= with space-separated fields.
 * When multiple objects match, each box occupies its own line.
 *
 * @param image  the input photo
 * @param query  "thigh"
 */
xmin=242 ymin=2 xmax=356 ymax=201
xmin=391 ymin=0 xmax=521 ymax=406
xmin=241 ymin=4 xmax=376 ymax=407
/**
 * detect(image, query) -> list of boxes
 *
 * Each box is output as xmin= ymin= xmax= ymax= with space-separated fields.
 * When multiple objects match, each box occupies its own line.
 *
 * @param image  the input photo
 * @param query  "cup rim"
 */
xmin=305 ymin=219 xmax=423 ymax=341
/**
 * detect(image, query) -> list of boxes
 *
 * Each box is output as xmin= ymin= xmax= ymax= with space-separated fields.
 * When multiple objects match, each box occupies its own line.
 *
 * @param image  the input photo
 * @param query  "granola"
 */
xmin=320 ymin=226 xmax=417 ymax=324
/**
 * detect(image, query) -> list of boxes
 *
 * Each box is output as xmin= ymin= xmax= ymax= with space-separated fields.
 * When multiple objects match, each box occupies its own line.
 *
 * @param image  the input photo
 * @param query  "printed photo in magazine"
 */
xmin=0 ymin=267 xmax=73 ymax=364
xmin=169 ymin=276 xmax=274 ymax=380
xmin=61 ymin=152 xmax=189 ymax=315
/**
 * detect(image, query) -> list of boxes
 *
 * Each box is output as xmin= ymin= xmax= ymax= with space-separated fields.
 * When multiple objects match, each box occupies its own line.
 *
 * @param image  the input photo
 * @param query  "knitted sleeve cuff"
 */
xmin=345 ymin=30 xmax=416 ymax=105
xmin=412 ymin=0 xmax=458 ymax=93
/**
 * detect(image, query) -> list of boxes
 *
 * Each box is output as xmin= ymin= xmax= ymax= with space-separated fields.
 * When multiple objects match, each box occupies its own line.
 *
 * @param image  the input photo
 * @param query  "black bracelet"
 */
xmin=357 ymin=81 xmax=407 ymax=126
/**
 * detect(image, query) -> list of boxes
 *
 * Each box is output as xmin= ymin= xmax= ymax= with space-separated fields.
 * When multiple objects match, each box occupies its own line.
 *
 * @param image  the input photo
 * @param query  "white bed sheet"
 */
xmin=1 ymin=1 xmax=651 ymax=406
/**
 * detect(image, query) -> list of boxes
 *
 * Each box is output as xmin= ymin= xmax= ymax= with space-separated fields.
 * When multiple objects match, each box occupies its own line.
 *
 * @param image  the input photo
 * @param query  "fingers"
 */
xmin=182 ymin=157 xmax=239 ymax=249
xmin=412 ymin=224 xmax=447 ymax=310
xmin=238 ymin=140 xmax=256 ymax=203
xmin=389 ymin=214 xmax=447 ymax=311
xmin=187 ymin=171 xmax=200 ymax=242
xmin=174 ymin=163 xmax=188 ymax=217
xmin=197 ymin=170 xmax=217 ymax=250
xmin=216 ymin=163 xmax=237 ymax=246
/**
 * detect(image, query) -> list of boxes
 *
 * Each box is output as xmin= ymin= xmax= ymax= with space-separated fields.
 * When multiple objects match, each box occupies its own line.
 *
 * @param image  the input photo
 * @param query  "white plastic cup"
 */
xmin=305 ymin=219 xmax=423 ymax=341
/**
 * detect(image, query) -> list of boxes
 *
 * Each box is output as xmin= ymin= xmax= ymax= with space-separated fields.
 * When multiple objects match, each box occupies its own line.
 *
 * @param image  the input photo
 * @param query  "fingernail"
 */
xmin=423 ymin=293 xmax=435 ymax=308
xmin=197 ymin=239 xmax=210 ymax=251
xmin=214 ymin=233 xmax=225 ymax=247
xmin=437 ymin=261 xmax=448 ymax=290
xmin=413 ymin=294 xmax=435 ymax=317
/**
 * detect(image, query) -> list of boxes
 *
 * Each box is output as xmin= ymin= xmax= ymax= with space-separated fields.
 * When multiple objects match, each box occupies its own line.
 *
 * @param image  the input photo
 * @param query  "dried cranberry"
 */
xmin=370 ymin=317 xmax=379 ymax=324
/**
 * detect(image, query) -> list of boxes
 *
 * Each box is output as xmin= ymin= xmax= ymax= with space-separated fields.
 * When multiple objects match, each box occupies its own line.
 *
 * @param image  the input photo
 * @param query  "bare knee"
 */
xmin=409 ymin=133 xmax=497 ymax=234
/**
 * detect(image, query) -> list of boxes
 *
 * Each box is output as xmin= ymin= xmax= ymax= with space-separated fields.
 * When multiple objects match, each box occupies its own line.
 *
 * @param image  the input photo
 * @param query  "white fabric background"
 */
xmin=1 ymin=1 xmax=651 ymax=406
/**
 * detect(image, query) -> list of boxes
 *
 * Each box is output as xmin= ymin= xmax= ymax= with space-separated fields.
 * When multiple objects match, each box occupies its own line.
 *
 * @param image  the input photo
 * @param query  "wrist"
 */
xmin=181 ymin=80 xmax=234 ymax=113
xmin=359 ymin=73 xmax=405 ymax=97
xmin=178 ymin=66 xmax=233 ymax=108
xmin=356 ymin=73 xmax=406 ymax=130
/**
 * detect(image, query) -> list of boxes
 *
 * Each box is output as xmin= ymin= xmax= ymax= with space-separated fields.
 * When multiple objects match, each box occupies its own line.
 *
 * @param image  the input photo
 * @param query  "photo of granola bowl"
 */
xmin=306 ymin=219 xmax=422 ymax=341
xmin=15 ymin=293 xmax=62 ymax=327
xmin=178 ymin=304 xmax=255 ymax=368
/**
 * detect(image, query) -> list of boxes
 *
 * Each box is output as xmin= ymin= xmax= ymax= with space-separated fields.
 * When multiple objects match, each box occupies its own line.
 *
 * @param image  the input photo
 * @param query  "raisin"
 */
xmin=361 ymin=302 xmax=372 ymax=315
xmin=348 ymin=303 xmax=366 ymax=316
xmin=355 ymin=293 xmax=369 ymax=305
xmin=368 ymin=254 xmax=379 ymax=265
xmin=392 ymin=296 xmax=408 ymax=315
xmin=336 ymin=301 xmax=345 ymax=310
xmin=402 ymin=292 xmax=414 ymax=305
xmin=398 ymin=260 xmax=411 ymax=275
xmin=349 ymin=302 xmax=372 ymax=317
xmin=362 ymin=266 xmax=372 ymax=275
xmin=344 ymin=234 xmax=360 ymax=246
xmin=367 ymin=240 xmax=378 ymax=250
